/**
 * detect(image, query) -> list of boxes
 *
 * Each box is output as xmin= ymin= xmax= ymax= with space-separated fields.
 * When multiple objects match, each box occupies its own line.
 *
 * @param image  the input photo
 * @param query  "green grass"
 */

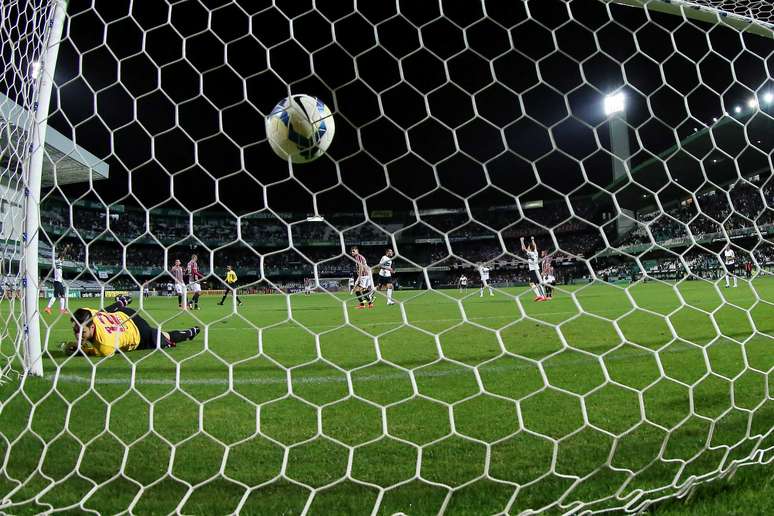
xmin=1 ymin=278 xmax=773 ymax=514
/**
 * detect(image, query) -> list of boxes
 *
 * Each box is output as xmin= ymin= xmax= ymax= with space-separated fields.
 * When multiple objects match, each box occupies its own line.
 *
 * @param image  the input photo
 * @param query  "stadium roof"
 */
xmin=609 ymin=0 xmax=774 ymax=39
xmin=0 ymin=92 xmax=108 ymax=187
xmin=598 ymin=110 xmax=774 ymax=209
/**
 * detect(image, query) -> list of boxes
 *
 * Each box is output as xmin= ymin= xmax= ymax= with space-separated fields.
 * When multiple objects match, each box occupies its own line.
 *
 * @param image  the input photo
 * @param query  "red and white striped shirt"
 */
xmin=354 ymin=254 xmax=370 ymax=277
xmin=171 ymin=265 xmax=185 ymax=284
xmin=187 ymin=260 xmax=203 ymax=281
xmin=541 ymin=255 xmax=552 ymax=275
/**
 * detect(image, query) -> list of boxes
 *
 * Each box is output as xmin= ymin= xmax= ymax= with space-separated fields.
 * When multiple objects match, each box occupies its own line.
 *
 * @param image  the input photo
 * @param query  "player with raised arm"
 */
xmin=377 ymin=248 xmax=396 ymax=305
xmin=171 ymin=259 xmax=187 ymax=309
xmin=351 ymin=246 xmax=375 ymax=309
xmin=44 ymin=244 xmax=71 ymax=314
xmin=723 ymin=244 xmax=737 ymax=288
xmin=217 ymin=265 xmax=242 ymax=306
xmin=478 ymin=263 xmax=494 ymax=297
xmin=521 ymin=236 xmax=546 ymax=301
xmin=459 ymin=274 xmax=468 ymax=292
xmin=187 ymin=254 xmax=204 ymax=309
xmin=63 ymin=295 xmax=200 ymax=357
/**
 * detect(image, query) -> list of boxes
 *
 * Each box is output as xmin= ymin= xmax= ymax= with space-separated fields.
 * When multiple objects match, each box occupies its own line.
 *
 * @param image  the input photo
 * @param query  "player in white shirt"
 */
xmin=3 ymin=275 xmax=17 ymax=299
xmin=377 ymin=248 xmax=396 ymax=305
xmin=458 ymin=275 xmax=468 ymax=291
xmin=45 ymin=245 xmax=71 ymax=314
xmin=723 ymin=245 xmax=737 ymax=288
xmin=478 ymin=264 xmax=494 ymax=297
xmin=521 ymin=236 xmax=546 ymax=301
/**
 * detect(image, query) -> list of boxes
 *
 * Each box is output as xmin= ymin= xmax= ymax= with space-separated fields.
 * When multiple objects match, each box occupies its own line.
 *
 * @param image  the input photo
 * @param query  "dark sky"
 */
xmin=29 ymin=0 xmax=774 ymax=219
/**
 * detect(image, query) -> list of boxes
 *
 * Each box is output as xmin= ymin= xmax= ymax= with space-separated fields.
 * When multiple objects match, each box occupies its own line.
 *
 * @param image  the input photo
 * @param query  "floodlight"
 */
xmin=604 ymin=93 xmax=625 ymax=115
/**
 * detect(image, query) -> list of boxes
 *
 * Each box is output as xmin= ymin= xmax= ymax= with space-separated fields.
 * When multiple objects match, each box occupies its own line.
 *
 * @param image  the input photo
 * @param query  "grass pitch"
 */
xmin=1 ymin=278 xmax=773 ymax=514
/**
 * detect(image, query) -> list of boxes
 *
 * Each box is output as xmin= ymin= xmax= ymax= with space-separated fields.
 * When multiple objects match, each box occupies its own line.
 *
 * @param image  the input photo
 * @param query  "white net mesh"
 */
xmin=1 ymin=0 xmax=773 ymax=513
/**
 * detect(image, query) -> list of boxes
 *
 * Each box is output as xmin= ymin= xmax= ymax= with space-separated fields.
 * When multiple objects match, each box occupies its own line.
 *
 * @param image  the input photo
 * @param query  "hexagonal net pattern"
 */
xmin=1 ymin=0 xmax=773 ymax=514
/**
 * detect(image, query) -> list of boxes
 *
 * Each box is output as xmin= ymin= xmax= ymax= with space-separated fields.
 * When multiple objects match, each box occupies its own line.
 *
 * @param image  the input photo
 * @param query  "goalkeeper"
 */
xmin=217 ymin=265 xmax=242 ymax=306
xmin=64 ymin=296 xmax=200 ymax=357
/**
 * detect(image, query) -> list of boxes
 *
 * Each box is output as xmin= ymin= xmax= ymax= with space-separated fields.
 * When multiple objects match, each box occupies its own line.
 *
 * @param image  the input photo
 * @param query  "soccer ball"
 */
xmin=265 ymin=94 xmax=335 ymax=163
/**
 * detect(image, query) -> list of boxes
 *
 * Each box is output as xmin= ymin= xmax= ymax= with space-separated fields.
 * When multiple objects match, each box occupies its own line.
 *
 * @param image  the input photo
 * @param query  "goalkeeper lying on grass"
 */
xmin=63 ymin=296 xmax=200 ymax=357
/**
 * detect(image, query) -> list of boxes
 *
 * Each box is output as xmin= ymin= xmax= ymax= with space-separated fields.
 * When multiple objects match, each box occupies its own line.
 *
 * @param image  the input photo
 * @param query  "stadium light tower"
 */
xmin=604 ymin=92 xmax=634 ymax=237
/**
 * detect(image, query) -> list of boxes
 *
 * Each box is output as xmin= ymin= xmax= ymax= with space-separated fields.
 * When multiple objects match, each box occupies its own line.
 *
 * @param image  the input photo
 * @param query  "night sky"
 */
xmin=22 ymin=0 xmax=774 ymax=221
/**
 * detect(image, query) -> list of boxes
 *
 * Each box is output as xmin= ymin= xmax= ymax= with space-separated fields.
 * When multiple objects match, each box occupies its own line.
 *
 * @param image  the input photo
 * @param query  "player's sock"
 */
xmin=236 ymin=296 xmax=242 ymax=304
xmin=46 ymin=297 xmax=55 ymax=309
xmin=169 ymin=327 xmax=200 ymax=343
xmin=387 ymin=287 xmax=393 ymax=302
xmin=531 ymin=286 xmax=541 ymax=297
xmin=59 ymin=297 xmax=66 ymax=310
xmin=168 ymin=330 xmax=187 ymax=343
xmin=178 ymin=294 xmax=183 ymax=306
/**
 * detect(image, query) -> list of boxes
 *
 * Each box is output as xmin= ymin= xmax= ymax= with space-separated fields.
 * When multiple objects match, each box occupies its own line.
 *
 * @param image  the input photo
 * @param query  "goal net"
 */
xmin=1 ymin=0 xmax=772 ymax=513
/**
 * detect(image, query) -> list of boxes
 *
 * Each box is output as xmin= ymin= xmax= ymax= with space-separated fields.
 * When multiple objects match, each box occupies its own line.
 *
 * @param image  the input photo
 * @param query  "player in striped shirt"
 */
xmin=170 ymin=259 xmax=187 ymax=309
xmin=187 ymin=254 xmax=204 ymax=310
xmin=541 ymin=250 xmax=554 ymax=300
xmin=351 ymin=246 xmax=375 ymax=309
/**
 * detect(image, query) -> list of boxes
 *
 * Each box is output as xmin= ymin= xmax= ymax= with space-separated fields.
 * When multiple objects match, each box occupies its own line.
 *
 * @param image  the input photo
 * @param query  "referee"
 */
xmin=217 ymin=265 xmax=242 ymax=306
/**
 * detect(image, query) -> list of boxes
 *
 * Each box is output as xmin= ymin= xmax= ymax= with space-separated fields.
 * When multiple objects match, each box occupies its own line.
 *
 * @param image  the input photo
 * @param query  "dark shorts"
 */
xmin=54 ymin=281 xmax=65 ymax=298
xmin=529 ymin=270 xmax=542 ymax=284
xmin=107 ymin=305 xmax=160 ymax=350
xmin=377 ymin=275 xmax=392 ymax=286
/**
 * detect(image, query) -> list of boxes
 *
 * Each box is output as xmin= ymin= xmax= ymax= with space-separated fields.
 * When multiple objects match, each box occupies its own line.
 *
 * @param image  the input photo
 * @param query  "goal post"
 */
xmin=21 ymin=0 xmax=67 ymax=377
